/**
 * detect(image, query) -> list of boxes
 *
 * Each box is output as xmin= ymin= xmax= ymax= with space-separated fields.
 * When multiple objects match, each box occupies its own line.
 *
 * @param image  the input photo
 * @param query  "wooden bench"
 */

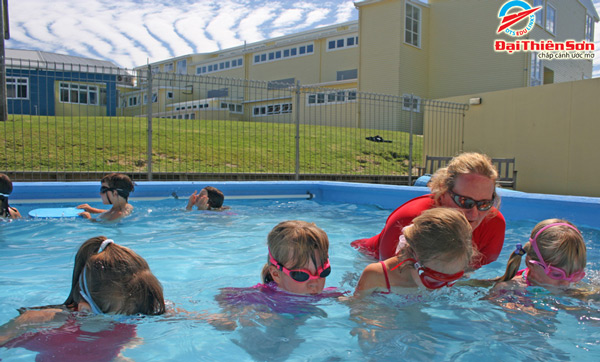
xmin=418 ymin=156 xmax=517 ymax=189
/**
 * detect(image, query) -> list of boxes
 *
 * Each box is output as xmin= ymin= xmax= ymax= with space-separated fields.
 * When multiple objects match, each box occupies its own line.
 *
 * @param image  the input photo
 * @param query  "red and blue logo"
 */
xmin=497 ymin=0 xmax=541 ymax=37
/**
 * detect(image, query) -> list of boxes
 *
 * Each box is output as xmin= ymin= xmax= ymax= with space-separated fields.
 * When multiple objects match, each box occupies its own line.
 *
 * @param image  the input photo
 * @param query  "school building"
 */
xmin=128 ymin=0 xmax=598 ymax=130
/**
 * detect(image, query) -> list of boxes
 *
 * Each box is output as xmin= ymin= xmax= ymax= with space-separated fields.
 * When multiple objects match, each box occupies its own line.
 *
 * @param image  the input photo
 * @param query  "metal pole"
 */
xmin=408 ymin=94 xmax=414 ymax=186
xmin=0 ymin=0 xmax=9 ymax=122
xmin=146 ymin=64 xmax=153 ymax=180
xmin=294 ymin=81 xmax=300 ymax=180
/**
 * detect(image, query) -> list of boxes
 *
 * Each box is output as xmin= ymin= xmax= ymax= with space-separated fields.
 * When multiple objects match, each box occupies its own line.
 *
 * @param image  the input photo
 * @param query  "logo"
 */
xmin=497 ymin=0 xmax=541 ymax=37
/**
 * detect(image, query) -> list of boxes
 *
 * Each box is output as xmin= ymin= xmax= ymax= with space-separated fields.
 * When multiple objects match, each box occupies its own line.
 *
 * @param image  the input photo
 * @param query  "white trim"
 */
xmin=404 ymin=2 xmax=422 ymax=49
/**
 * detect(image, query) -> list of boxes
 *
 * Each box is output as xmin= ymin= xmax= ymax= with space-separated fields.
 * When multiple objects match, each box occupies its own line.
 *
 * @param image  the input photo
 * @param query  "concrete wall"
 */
xmin=436 ymin=77 xmax=600 ymax=197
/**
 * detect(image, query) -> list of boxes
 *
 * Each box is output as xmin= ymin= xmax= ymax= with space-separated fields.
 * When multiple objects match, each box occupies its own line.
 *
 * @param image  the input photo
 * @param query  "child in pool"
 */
xmin=0 ymin=236 xmax=165 ymax=357
xmin=77 ymin=173 xmax=135 ymax=221
xmin=492 ymin=219 xmax=586 ymax=290
xmin=208 ymin=220 xmax=338 ymax=330
xmin=0 ymin=173 xmax=21 ymax=219
xmin=355 ymin=208 xmax=474 ymax=296
xmin=186 ymin=186 xmax=227 ymax=211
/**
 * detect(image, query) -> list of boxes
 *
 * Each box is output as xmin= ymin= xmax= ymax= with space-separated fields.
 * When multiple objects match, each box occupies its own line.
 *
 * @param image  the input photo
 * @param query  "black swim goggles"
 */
xmin=448 ymin=190 xmax=495 ymax=211
xmin=100 ymin=186 xmax=130 ymax=199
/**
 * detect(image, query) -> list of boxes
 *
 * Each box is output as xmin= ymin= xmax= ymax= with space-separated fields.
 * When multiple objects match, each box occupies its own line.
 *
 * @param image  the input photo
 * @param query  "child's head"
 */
xmin=399 ymin=208 xmax=474 ymax=287
xmin=0 ymin=173 xmax=14 ymax=217
xmin=203 ymin=186 xmax=224 ymax=209
xmin=64 ymin=236 xmax=165 ymax=315
xmin=497 ymin=219 xmax=586 ymax=286
xmin=0 ymin=173 xmax=13 ymax=195
xmin=101 ymin=173 xmax=135 ymax=202
xmin=261 ymin=220 xmax=330 ymax=295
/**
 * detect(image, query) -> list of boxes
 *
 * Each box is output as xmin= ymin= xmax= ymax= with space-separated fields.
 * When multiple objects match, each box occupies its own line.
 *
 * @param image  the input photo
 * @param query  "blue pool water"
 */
xmin=1 ymin=182 xmax=600 ymax=361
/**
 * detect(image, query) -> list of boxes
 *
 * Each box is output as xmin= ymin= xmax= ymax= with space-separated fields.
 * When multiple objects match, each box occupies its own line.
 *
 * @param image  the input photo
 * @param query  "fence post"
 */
xmin=294 ymin=81 xmax=301 ymax=180
xmin=408 ymin=94 xmax=414 ymax=186
xmin=146 ymin=64 xmax=153 ymax=180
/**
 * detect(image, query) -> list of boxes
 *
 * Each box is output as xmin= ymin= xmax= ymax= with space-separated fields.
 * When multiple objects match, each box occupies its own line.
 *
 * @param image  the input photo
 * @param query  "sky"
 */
xmin=5 ymin=0 xmax=600 ymax=77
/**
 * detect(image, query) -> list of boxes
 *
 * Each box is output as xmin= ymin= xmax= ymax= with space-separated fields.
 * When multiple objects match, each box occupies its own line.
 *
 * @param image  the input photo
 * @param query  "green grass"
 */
xmin=1 ymin=116 xmax=422 ymax=175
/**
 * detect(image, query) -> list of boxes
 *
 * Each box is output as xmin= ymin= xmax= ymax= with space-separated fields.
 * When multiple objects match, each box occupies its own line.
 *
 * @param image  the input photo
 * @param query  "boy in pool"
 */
xmin=186 ymin=186 xmax=227 ymax=211
xmin=0 ymin=173 xmax=21 ymax=219
xmin=77 ymin=173 xmax=135 ymax=221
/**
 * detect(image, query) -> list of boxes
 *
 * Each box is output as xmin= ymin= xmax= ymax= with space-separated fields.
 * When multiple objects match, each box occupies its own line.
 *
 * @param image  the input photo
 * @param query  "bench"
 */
xmin=417 ymin=156 xmax=517 ymax=189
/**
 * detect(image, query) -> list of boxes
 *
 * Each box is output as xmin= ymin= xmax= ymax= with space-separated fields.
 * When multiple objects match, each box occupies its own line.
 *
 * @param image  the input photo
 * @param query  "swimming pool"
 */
xmin=1 ymin=181 xmax=599 ymax=361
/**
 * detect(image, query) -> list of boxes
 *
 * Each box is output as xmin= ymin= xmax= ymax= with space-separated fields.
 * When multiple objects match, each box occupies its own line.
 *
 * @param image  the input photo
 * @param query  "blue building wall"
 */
xmin=6 ymin=68 xmax=117 ymax=116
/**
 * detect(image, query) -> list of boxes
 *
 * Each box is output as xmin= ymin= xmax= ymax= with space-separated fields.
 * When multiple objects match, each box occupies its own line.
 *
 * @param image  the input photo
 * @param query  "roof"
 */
xmin=579 ymin=0 xmax=599 ymax=21
xmin=5 ymin=48 xmax=130 ymax=76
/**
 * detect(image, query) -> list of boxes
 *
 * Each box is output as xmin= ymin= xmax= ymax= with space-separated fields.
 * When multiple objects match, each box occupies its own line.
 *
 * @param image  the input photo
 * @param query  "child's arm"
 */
xmin=77 ymin=204 xmax=107 ymax=214
xmin=0 ymin=308 xmax=67 ymax=346
xmin=9 ymin=207 xmax=21 ymax=218
xmin=186 ymin=191 xmax=199 ymax=211
xmin=354 ymin=262 xmax=386 ymax=297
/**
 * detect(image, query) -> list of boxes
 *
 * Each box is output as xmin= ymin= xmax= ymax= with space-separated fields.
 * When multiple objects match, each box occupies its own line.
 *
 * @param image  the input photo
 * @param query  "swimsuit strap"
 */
xmin=380 ymin=261 xmax=391 ymax=294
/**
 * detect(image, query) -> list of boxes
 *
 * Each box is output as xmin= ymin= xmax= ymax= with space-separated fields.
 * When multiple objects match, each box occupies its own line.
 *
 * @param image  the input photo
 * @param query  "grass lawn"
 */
xmin=1 ymin=116 xmax=422 ymax=176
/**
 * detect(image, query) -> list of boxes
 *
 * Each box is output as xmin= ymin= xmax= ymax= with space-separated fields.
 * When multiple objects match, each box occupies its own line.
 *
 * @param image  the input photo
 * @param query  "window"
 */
xmin=6 ymin=77 xmax=28 ymax=99
xmin=337 ymin=69 xmax=358 ymax=81
xmin=128 ymin=96 xmax=138 ymax=107
xmin=196 ymin=58 xmax=243 ymax=74
xmin=164 ymin=63 xmax=174 ymax=72
xmin=545 ymin=4 xmax=556 ymax=34
xmin=306 ymin=89 xmax=357 ymax=106
xmin=534 ymin=0 xmax=543 ymax=26
xmin=167 ymin=91 xmax=174 ymax=99
xmin=327 ymin=36 xmax=359 ymax=51
xmin=252 ymin=103 xmax=292 ymax=117
xmin=402 ymin=94 xmax=420 ymax=112
xmin=586 ymin=14 xmax=594 ymax=42
xmin=207 ymin=88 xmax=229 ymax=98
xmin=176 ymin=60 xmax=187 ymax=75
xmin=530 ymin=53 xmax=542 ymax=87
xmin=405 ymin=3 xmax=421 ymax=47
xmin=254 ymin=43 xmax=313 ymax=63
xmin=59 ymin=82 xmax=99 ymax=105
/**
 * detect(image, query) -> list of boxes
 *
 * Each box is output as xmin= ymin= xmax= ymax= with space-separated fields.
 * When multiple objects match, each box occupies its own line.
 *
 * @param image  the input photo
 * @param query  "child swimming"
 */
xmin=0 ymin=236 xmax=165 ymax=357
xmin=77 ymin=173 xmax=135 ymax=221
xmin=0 ymin=173 xmax=21 ymax=219
xmin=493 ymin=219 xmax=586 ymax=289
xmin=186 ymin=186 xmax=226 ymax=211
xmin=355 ymin=208 xmax=474 ymax=296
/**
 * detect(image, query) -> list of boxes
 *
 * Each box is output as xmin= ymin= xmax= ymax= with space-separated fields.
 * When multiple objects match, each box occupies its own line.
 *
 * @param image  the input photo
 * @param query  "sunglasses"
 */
xmin=529 ymin=223 xmax=585 ymax=282
xmin=392 ymin=258 xmax=464 ymax=289
xmin=269 ymin=251 xmax=331 ymax=283
xmin=448 ymin=190 xmax=494 ymax=211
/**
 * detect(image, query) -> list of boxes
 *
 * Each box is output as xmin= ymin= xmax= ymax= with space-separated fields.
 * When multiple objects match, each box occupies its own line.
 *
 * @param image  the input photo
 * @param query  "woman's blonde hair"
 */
xmin=494 ymin=219 xmax=586 ymax=282
xmin=428 ymin=152 xmax=499 ymax=205
xmin=261 ymin=220 xmax=329 ymax=283
xmin=398 ymin=207 xmax=476 ymax=269
xmin=64 ymin=236 xmax=165 ymax=315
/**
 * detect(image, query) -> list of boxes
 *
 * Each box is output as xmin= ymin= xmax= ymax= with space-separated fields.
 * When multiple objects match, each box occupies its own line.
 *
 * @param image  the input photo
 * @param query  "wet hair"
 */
xmin=494 ymin=219 xmax=586 ymax=282
xmin=63 ymin=236 xmax=165 ymax=315
xmin=101 ymin=173 xmax=135 ymax=201
xmin=428 ymin=152 xmax=499 ymax=206
xmin=0 ymin=173 xmax=14 ymax=218
xmin=204 ymin=186 xmax=224 ymax=209
xmin=397 ymin=208 xmax=475 ymax=270
xmin=261 ymin=220 xmax=329 ymax=284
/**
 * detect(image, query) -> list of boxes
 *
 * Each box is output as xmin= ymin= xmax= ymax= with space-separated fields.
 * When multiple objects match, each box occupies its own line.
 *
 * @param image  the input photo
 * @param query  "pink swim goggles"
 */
xmin=529 ymin=223 xmax=585 ymax=282
xmin=269 ymin=251 xmax=331 ymax=282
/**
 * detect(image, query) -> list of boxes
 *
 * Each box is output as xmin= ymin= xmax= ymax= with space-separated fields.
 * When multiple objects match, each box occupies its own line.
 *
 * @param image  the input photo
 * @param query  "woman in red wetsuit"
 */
xmin=0 ymin=236 xmax=165 ymax=359
xmin=352 ymin=152 xmax=506 ymax=269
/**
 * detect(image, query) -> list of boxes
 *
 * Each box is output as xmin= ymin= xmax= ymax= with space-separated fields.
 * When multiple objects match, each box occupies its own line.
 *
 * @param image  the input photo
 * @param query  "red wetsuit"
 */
xmin=351 ymin=194 xmax=506 ymax=269
xmin=4 ymin=317 xmax=137 ymax=362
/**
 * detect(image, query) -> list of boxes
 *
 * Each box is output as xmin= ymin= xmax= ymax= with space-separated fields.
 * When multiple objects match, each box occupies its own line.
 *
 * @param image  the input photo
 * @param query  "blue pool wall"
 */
xmin=10 ymin=181 xmax=600 ymax=228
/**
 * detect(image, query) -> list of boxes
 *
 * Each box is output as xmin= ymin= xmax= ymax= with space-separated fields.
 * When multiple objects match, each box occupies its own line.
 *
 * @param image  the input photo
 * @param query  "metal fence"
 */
xmin=1 ymin=60 xmax=468 ymax=184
